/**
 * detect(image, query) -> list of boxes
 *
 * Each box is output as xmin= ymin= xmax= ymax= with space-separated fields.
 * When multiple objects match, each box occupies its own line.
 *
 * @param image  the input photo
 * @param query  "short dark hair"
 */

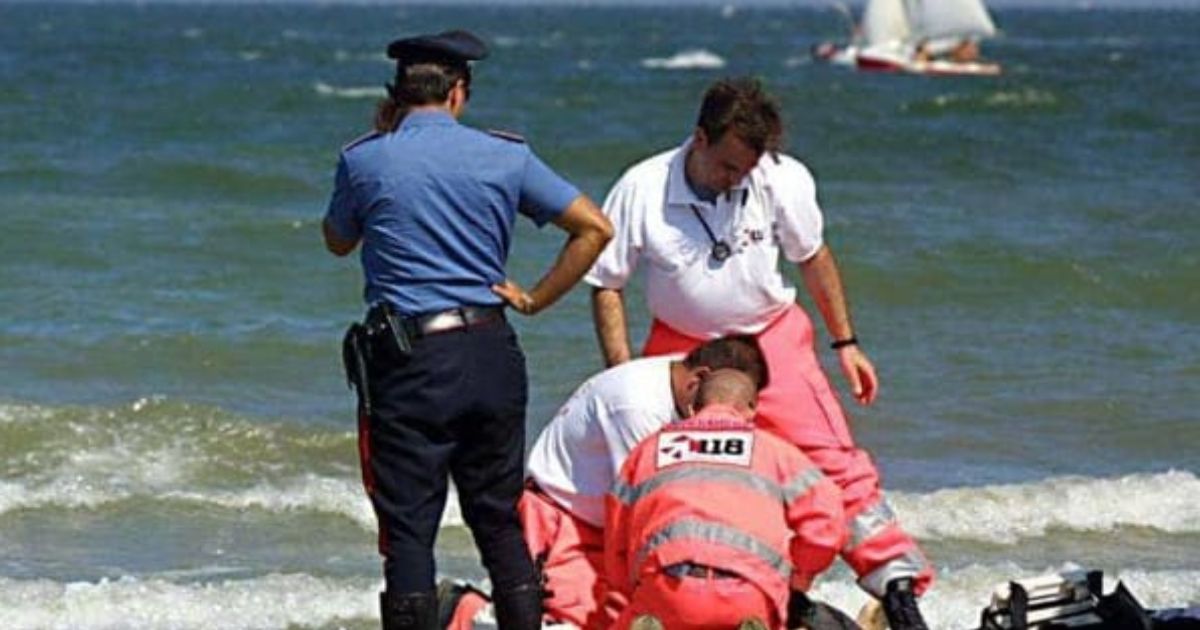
xmin=683 ymin=335 xmax=769 ymax=391
xmin=695 ymin=77 xmax=783 ymax=154
xmin=695 ymin=369 xmax=758 ymax=410
xmin=388 ymin=59 xmax=471 ymax=108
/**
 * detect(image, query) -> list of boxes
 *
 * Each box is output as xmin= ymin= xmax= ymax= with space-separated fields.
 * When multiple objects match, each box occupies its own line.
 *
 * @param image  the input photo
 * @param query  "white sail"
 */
xmin=827 ymin=0 xmax=1003 ymax=76
xmin=860 ymin=0 xmax=911 ymax=48
xmin=904 ymin=0 xmax=997 ymax=42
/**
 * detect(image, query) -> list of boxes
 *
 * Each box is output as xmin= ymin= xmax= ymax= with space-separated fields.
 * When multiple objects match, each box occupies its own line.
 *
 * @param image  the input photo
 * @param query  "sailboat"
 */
xmin=814 ymin=0 xmax=1003 ymax=76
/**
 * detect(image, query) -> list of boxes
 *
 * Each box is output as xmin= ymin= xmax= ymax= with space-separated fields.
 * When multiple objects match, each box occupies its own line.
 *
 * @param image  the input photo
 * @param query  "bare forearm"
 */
xmin=491 ymin=196 xmax=611 ymax=316
xmin=799 ymin=245 xmax=855 ymax=340
xmin=526 ymin=229 xmax=610 ymax=314
xmin=520 ymin=195 xmax=613 ymax=314
xmin=801 ymin=244 xmax=879 ymax=403
xmin=591 ymin=287 xmax=632 ymax=366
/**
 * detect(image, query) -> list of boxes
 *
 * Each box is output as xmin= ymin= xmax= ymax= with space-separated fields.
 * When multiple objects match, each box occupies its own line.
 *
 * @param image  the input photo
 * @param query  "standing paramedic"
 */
xmin=605 ymin=369 xmax=846 ymax=630
xmin=321 ymin=30 xmax=612 ymax=630
xmin=585 ymin=77 xmax=934 ymax=629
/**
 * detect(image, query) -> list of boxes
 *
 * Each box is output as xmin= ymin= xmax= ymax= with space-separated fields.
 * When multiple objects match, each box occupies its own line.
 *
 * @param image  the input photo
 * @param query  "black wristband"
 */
xmin=830 ymin=336 xmax=858 ymax=350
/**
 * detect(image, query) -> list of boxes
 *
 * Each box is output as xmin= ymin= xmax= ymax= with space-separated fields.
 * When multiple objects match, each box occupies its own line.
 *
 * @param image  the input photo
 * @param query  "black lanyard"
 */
xmin=690 ymin=204 xmax=732 ymax=262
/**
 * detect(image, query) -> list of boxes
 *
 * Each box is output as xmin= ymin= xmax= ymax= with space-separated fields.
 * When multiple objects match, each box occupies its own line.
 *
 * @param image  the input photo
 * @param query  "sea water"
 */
xmin=0 ymin=3 xmax=1197 ymax=628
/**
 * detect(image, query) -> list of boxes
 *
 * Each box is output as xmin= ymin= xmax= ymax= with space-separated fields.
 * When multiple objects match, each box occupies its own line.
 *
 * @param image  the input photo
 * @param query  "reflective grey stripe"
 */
xmin=612 ymin=466 xmax=824 ymax=507
xmin=857 ymin=551 xmax=928 ymax=598
xmin=781 ymin=467 xmax=825 ymax=504
xmin=633 ymin=519 xmax=791 ymax=585
xmin=847 ymin=498 xmax=898 ymax=551
xmin=611 ymin=477 xmax=637 ymax=505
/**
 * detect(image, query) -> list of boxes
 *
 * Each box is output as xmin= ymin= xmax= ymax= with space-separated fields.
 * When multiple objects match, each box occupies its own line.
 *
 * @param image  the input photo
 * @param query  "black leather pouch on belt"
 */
xmin=381 ymin=308 xmax=412 ymax=357
xmin=364 ymin=304 xmax=412 ymax=358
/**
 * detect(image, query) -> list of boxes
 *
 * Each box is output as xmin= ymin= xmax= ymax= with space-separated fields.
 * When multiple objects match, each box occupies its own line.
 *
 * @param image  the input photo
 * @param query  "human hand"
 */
xmin=491 ymin=279 xmax=536 ymax=315
xmin=837 ymin=345 xmax=878 ymax=405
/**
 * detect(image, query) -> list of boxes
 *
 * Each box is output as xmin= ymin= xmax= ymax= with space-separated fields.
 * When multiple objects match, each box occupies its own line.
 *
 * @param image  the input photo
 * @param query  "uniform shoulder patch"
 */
xmin=342 ymin=130 xmax=383 ymax=152
xmin=486 ymin=129 xmax=526 ymax=144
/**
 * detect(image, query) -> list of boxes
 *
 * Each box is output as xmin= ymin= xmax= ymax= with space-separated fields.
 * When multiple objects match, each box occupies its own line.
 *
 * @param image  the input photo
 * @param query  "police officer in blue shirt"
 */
xmin=322 ymin=30 xmax=612 ymax=630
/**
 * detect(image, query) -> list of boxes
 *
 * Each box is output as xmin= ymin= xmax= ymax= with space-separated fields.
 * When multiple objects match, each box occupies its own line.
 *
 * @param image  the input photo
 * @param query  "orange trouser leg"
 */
xmin=642 ymin=308 xmax=935 ymax=596
xmin=446 ymin=590 xmax=490 ymax=630
xmin=614 ymin=572 xmax=779 ymax=630
xmin=804 ymin=446 xmax=934 ymax=596
xmin=517 ymin=488 xmax=613 ymax=629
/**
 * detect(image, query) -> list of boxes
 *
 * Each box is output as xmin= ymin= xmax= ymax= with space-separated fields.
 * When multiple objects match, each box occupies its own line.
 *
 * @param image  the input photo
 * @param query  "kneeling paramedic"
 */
xmin=604 ymin=369 xmax=847 ymax=629
xmin=322 ymin=29 xmax=612 ymax=630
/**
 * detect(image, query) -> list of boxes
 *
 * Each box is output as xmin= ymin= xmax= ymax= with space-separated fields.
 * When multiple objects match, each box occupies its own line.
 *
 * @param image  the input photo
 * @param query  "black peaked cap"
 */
xmin=386 ymin=30 xmax=489 ymax=64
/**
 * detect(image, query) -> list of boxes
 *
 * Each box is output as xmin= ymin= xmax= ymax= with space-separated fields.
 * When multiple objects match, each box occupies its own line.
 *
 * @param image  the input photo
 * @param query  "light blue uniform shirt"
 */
xmin=325 ymin=111 xmax=580 ymax=316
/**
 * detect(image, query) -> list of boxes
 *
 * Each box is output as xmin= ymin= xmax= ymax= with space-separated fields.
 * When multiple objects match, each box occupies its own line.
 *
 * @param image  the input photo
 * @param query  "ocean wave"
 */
xmin=904 ymin=88 xmax=1064 ymax=114
xmin=1 ymin=392 xmax=1198 ymax=555
xmin=0 ymin=397 xmax=463 ymax=529
xmin=4 ymin=464 xmax=1195 ymax=543
xmin=2 ymin=402 xmax=1195 ymax=541
xmin=0 ymin=573 xmax=377 ymax=630
xmin=0 ymin=399 xmax=363 ymax=512
xmin=162 ymin=475 xmax=379 ymax=529
xmin=891 ymin=470 xmax=1200 ymax=543
xmin=0 ymin=473 xmax=469 ymax=531
xmin=313 ymin=81 xmax=385 ymax=100
xmin=1 ymin=565 xmax=1196 ymax=630
xmin=114 ymin=158 xmax=318 ymax=198
xmin=640 ymin=49 xmax=726 ymax=70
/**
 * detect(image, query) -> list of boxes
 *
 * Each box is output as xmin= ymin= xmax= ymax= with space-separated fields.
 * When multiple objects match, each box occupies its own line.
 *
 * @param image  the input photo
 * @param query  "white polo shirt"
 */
xmin=585 ymin=139 xmax=826 ymax=337
xmin=526 ymin=355 xmax=680 ymax=527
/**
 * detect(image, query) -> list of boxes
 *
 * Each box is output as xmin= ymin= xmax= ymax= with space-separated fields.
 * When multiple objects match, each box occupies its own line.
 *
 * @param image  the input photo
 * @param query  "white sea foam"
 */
xmin=0 ymin=441 xmax=198 ymax=514
xmin=2 ymin=417 xmax=1195 ymax=543
xmin=640 ymin=49 xmax=726 ymax=70
xmin=808 ymin=564 xmax=1200 ymax=630
xmin=0 ymin=472 xmax=466 ymax=531
xmin=0 ymin=402 xmax=53 ymax=425
xmin=313 ymin=81 xmax=386 ymax=100
xmin=0 ymin=573 xmax=377 ymax=630
xmin=908 ymin=88 xmax=1060 ymax=112
xmin=1 ymin=403 xmax=1193 ymax=541
xmin=890 ymin=470 xmax=1200 ymax=543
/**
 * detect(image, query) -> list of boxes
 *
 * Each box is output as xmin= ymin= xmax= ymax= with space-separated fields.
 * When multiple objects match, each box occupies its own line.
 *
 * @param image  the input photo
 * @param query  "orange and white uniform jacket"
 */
xmin=604 ymin=405 xmax=847 ymax=624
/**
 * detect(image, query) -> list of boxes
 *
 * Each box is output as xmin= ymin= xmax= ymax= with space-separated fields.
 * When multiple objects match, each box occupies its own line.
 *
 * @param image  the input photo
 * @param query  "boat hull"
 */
xmin=817 ymin=43 xmax=1002 ymax=76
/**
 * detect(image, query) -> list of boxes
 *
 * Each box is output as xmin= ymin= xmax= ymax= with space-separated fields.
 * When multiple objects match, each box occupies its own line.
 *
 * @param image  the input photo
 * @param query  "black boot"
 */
xmin=788 ymin=589 xmax=863 ymax=629
xmin=881 ymin=578 xmax=929 ymax=630
xmin=380 ymin=590 xmax=437 ymax=630
xmin=491 ymin=582 xmax=544 ymax=630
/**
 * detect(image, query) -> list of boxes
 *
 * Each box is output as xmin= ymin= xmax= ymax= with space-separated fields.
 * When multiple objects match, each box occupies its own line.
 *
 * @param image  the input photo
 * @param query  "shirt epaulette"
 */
xmin=342 ymin=130 xmax=383 ymax=152
xmin=486 ymin=129 xmax=526 ymax=144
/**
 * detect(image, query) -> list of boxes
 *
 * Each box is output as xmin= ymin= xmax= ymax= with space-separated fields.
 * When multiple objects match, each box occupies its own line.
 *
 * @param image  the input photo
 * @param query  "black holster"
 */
xmin=342 ymin=305 xmax=416 ymax=416
xmin=342 ymin=323 xmax=372 ymax=416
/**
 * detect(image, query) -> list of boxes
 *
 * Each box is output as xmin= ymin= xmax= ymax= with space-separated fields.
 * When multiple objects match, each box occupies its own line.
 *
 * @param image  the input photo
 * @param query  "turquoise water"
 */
xmin=1 ymin=4 xmax=1197 ymax=628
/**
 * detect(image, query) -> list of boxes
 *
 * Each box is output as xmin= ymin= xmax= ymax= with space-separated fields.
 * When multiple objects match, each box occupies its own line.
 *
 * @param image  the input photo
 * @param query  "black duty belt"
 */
xmin=368 ymin=304 xmax=505 ymax=338
xmin=663 ymin=562 xmax=742 ymax=580
xmin=406 ymin=305 xmax=505 ymax=336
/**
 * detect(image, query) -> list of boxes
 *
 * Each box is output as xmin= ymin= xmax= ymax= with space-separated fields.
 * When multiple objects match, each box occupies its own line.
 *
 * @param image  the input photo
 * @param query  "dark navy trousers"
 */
xmin=357 ymin=317 xmax=536 ymax=594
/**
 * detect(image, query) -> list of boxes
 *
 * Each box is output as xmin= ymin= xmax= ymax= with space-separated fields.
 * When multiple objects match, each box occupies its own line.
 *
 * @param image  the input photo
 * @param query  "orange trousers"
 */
xmin=643 ymin=305 xmax=933 ymax=596
xmin=613 ymin=570 xmax=779 ymax=630
xmin=445 ymin=588 xmax=489 ymax=630
xmin=517 ymin=486 xmax=614 ymax=629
